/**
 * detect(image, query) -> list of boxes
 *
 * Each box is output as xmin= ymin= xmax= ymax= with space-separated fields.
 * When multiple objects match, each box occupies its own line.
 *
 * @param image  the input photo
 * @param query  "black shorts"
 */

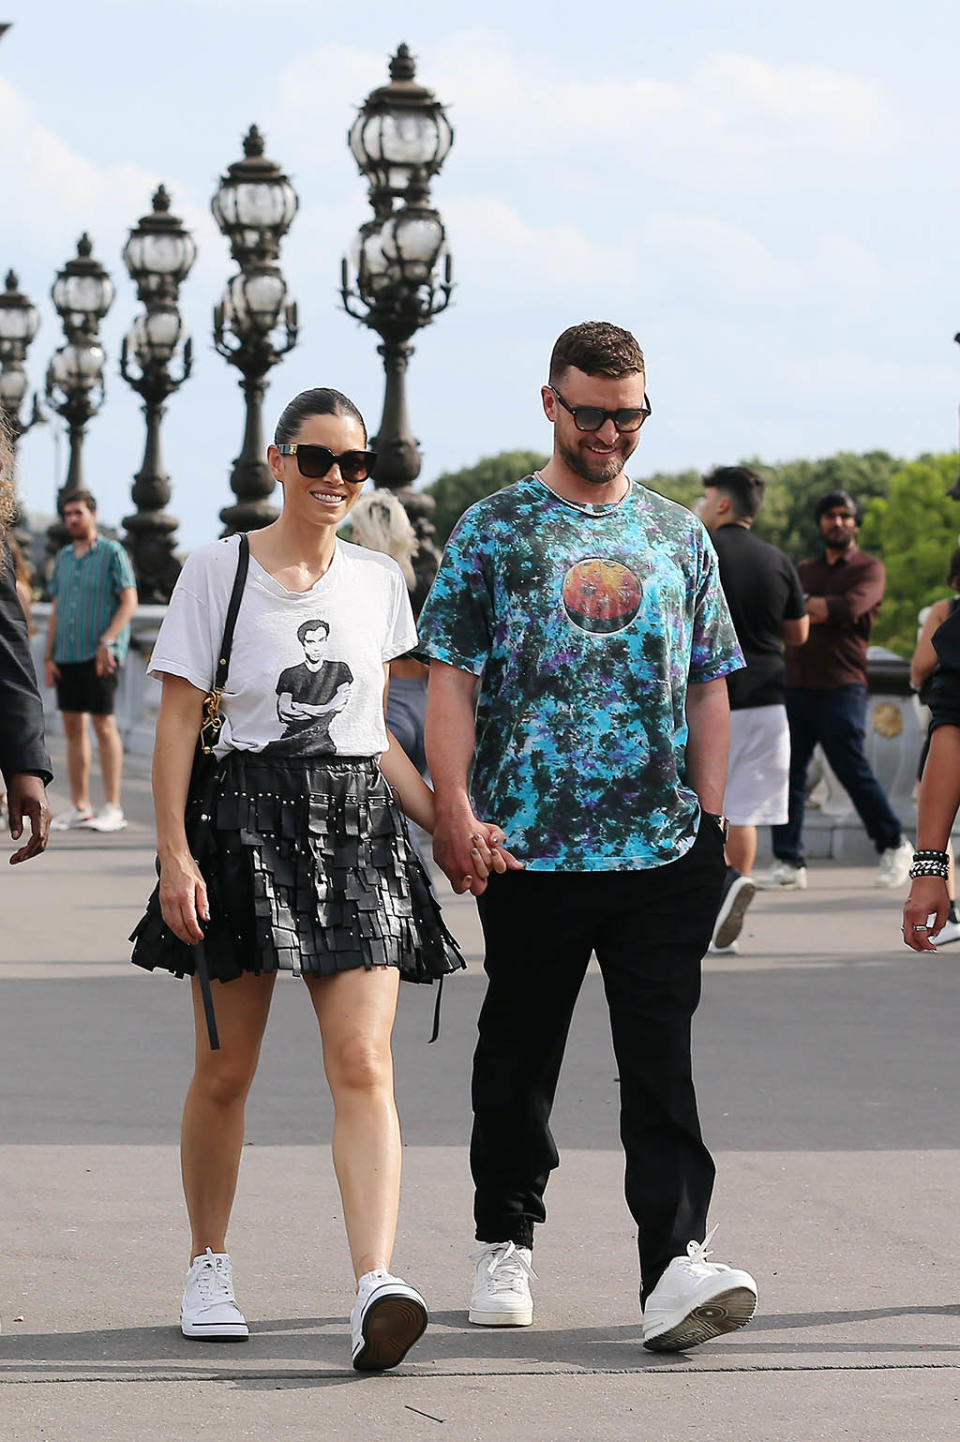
xmin=55 ymin=658 xmax=119 ymax=715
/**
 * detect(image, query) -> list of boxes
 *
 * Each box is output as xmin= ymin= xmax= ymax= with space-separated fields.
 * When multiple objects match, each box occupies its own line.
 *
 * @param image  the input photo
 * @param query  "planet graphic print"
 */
xmin=562 ymin=558 xmax=643 ymax=634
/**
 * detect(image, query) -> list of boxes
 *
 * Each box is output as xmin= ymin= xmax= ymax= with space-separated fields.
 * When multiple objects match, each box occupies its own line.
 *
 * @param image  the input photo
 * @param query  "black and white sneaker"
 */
xmin=712 ymin=867 xmax=757 ymax=950
xmin=350 ymin=1269 xmax=428 ymax=1371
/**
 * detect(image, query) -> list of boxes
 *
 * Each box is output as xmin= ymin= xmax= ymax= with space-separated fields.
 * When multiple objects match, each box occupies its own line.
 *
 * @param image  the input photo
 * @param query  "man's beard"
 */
xmin=558 ymin=433 xmax=637 ymax=486
xmin=825 ymin=529 xmax=855 ymax=549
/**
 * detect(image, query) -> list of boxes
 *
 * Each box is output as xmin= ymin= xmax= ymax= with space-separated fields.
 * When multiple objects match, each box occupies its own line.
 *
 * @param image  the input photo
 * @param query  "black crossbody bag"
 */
xmin=133 ymin=535 xmax=249 ymax=1051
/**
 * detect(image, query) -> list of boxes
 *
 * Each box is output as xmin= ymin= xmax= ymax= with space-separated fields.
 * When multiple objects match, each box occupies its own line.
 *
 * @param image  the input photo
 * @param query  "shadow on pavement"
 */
xmin=3 ymin=1302 xmax=959 ymax=1380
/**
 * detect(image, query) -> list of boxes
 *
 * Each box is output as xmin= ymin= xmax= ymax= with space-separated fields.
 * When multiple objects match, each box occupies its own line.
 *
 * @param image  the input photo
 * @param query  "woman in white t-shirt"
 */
xmin=131 ymin=387 xmax=515 ymax=1371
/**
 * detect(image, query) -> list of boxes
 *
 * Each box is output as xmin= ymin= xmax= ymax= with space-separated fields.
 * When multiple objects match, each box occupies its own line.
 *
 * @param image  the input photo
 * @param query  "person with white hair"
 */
xmin=350 ymin=489 xmax=430 ymax=775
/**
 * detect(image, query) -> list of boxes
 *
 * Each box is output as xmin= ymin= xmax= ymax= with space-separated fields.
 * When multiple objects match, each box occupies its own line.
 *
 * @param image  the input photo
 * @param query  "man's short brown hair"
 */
xmin=548 ymin=322 xmax=645 ymax=385
xmin=61 ymin=490 xmax=98 ymax=514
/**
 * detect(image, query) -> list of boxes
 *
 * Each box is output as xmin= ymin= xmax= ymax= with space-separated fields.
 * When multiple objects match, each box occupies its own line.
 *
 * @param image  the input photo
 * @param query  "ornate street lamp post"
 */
xmin=341 ymin=44 xmax=454 ymax=587
xmin=212 ymin=126 xmax=298 ymax=534
xmin=120 ymin=186 xmax=196 ymax=602
xmin=45 ymin=233 xmax=114 ymax=547
xmin=0 ymin=269 xmax=43 ymax=555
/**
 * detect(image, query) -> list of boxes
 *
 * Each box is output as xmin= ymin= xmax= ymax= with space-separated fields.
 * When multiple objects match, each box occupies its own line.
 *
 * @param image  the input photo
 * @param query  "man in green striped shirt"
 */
xmin=45 ymin=491 xmax=138 ymax=832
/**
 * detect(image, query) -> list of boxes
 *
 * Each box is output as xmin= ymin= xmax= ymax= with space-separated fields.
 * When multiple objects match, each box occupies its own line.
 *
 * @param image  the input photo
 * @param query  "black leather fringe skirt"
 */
xmin=130 ymin=751 xmax=465 ymax=989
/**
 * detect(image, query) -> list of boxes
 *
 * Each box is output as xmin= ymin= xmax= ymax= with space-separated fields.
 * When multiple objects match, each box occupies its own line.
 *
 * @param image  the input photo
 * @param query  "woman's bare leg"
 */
xmin=180 ymin=971 xmax=276 ymax=1261
xmin=304 ymin=966 xmax=402 ymax=1281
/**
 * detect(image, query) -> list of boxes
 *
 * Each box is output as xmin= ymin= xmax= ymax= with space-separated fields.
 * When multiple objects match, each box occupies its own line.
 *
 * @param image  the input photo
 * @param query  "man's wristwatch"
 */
xmin=702 ymin=810 xmax=729 ymax=842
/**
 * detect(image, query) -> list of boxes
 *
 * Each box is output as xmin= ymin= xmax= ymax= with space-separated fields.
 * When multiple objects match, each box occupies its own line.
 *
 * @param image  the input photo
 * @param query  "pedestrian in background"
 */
xmin=762 ymin=489 xmax=913 ymax=890
xmin=420 ymin=321 xmax=758 ymax=1354
xmin=0 ymin=535 xmax=36 ymax=831
xmin=907 ymin=545 xmax=960 ymax=944
xmin=698 ymin=465 xmax=809 ymax=950
xmin=0 ymin=410 xmax=51 ymax=866
xmin=44 ymin=491 xmax=137 ymax=832
xmin=903 ymin=603 xmax=960 ymax=950
xmin=349 ymin=489 xmax=429 ymax=777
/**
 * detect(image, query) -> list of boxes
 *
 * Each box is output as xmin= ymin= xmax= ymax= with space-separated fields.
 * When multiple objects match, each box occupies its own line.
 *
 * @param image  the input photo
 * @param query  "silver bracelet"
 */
xmin=909 ymin=857 xmax=950 ymax=880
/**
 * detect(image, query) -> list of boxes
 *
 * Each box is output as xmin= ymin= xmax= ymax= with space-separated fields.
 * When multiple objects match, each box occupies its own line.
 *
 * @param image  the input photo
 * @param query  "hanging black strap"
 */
xmin=213 ymin=534 xmax=249 ymax=694
xmin=194 ymin=533 xmax=249 ymax=1051
xmin=429 ymin=975 xmax=444 ymax=1044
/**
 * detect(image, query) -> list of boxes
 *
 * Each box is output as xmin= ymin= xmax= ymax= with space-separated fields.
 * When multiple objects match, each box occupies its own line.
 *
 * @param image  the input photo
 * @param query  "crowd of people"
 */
xmin=2 ymin=320 xmax=958 ymax=1370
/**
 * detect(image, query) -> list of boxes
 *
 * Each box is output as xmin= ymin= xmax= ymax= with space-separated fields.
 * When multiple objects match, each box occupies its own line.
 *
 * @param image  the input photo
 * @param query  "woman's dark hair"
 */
xmin=948 ymin=546 xmax=960 ymax=591
xmin=274 ymin=388 xmax=367 ymax=446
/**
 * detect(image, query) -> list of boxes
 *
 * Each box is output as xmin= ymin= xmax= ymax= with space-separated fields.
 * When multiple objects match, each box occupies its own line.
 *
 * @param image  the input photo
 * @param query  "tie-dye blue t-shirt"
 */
xmin=417 ymin=475 xmax=743 ymax=871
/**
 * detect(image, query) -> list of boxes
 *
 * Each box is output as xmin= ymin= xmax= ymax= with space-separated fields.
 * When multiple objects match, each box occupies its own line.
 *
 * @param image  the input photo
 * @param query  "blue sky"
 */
xmin=3 ymin=0 xmax=959 ymax=548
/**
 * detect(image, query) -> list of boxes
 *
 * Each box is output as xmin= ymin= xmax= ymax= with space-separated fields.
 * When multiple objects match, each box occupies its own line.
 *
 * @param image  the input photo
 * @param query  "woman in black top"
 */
xmin=904 ymin=605 xmax=960 ymax=950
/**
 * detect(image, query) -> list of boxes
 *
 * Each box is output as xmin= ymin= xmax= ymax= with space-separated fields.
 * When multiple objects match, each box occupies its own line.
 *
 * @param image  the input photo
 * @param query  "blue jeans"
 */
xmin=771 ymin=684 xmax=903 ymax=867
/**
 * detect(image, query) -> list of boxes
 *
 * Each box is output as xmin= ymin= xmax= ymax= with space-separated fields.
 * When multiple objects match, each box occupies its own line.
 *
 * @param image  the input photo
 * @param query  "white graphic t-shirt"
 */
xmin=149 ymin=535 xmax=417 ymax=758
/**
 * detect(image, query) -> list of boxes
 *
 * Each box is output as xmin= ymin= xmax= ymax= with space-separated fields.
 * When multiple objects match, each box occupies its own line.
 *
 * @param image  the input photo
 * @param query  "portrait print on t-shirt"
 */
xmin=268 ymin=617 xmax=354 ymax=757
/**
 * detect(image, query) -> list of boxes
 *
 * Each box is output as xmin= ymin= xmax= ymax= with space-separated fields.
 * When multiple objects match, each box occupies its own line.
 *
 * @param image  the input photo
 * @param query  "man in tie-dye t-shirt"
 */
xmin=419 ymin=321 xmax=759 ymax=1353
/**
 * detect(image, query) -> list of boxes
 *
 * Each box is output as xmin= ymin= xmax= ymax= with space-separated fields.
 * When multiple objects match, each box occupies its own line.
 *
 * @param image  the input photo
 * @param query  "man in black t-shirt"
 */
xmin=275 ymin=618 xmax=353 ymax=752
xmin=699 ymin=466 xmax=809 ymax=948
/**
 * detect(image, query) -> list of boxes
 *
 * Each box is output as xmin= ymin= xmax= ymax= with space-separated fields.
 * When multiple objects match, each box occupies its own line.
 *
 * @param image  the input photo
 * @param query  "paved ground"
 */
xmin=1 ymin=747 xmax=958 ymax=1441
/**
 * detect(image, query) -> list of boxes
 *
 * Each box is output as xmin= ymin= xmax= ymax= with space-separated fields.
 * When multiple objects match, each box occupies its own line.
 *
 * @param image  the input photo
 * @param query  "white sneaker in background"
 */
xmin=50 ymin=805 xmax=95 ymax=831
xmin=642 ymin=1226 xmax=758 ymax=1352
xmin=180 ymin=1248 xmax=248 ymax=1340
xmin=874 ymin=837 xmax=913 ymax=889
xmin=469 ymin=1241 xmax=536 ymax=1326
xmin=930 ymin=916 xmax=960 ymax=946
xmin=350 ymin=1269 xmax=427 ymax=1371
xmin=88 ymin=803 xmax=127 ymax=833
xmin=754 ymin=861 xmax=807 ymax=891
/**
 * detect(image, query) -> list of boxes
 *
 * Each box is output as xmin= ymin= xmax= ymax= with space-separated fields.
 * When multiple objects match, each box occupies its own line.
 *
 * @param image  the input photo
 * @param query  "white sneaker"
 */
xmin=88 ymin=803 xmax=127 ymax=833
xmin=180 ymin=1248 xmax=249 ymax=1340
xmin=930 ymin=916 xmax=960 ymax=946
xmin=351 ymin=1269 xmax=427 ymax=1371
xmin=754 ymin=861 xmax=807 ymax=890
xmin=642 ymin=1226 xmax=757 ymax=1352
xmin=874 ymin=837 xmax=913 ymax=889
xmin=469 ymin=1241 xmax=536 ymax=1326
xmin=51 ymin=805 xmax=95 ymax=831
xmin=708 ymin=940 xmax=740 ymax=955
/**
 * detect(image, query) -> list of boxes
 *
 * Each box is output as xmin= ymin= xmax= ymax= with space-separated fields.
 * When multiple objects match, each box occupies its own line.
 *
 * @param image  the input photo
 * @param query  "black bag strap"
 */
xmin=214 ymin=533 xmax=250 ymax=691
xmin=193 ymin=533 xmax=249 ymax=1052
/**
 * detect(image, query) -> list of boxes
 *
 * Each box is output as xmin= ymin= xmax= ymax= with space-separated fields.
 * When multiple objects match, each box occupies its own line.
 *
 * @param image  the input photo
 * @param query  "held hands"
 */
xmin=903 ymin=877 xmax=950 ymax=952
xmin=432 ymin=800 xmax=524 ymax=897
xmin=159 ymin=852 xmax=210 ymax=945
xmin=44 ymin=659 xmax=60 ymax=689
xmin=95 ymin=641 xmax=117 ymax=677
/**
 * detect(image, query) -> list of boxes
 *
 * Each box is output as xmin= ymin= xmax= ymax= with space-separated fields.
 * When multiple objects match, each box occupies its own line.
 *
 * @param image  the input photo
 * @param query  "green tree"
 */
xmin=752 ymin=451 xmax=903 ymax=563
xmin=639 ymin=452 xmax=904 ymax=563
xmin=859 ymin=453 xmax=960 ymax=656
xmin=640 ymin=469 xmax=703 ymax=512
xmin=425 ymin=450 xmax=549 ymax=546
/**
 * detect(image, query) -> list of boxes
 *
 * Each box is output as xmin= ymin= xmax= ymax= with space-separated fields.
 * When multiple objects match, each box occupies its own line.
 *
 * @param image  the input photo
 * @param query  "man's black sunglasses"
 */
xmin=277 ymin=443 xmax=376 ymax=483
xmin=549 ymin=385 xmax=652 ymax=434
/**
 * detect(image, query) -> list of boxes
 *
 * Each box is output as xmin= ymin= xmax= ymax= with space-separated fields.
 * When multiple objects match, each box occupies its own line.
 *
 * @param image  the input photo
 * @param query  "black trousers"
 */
xmin=471 ymin=818 xmax=725 ymax=1299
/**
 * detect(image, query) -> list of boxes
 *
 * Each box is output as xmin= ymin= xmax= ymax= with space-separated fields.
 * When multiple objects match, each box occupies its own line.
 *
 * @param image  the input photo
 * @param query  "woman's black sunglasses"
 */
xmin=277 ymin=443 xmax=376 ymax=483
xmin=549 ymin=385 xmax=652 ymax=434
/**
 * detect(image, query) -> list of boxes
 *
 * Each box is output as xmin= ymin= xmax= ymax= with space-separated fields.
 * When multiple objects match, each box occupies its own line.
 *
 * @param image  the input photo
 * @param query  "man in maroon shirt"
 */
xmin=760 ymin=490 xmax=913 ymax=890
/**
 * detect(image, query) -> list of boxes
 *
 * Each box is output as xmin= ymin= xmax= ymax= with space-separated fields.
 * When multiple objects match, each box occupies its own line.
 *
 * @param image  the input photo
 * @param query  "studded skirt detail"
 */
xmin=130 ymin=751 xmax=465 ymax=987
